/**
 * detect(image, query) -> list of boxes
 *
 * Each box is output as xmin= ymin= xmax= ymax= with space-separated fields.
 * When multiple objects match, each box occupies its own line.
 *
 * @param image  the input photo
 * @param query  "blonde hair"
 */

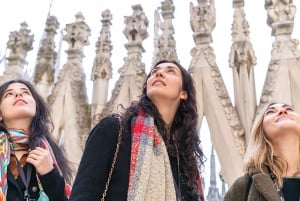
xmin=243 ymin=102 xmax=294 ymax=187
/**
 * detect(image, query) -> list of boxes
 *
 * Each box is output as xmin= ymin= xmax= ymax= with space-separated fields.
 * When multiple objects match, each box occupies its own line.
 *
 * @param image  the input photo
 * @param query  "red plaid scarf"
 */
xmin=128 ymin=109 xmax=204 ymax=201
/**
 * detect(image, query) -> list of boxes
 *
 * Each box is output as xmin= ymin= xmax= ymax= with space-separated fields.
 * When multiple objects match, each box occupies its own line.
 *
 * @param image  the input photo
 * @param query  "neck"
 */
xmin=273 ymin=134 xmax=300 ymax=176
xmin=4 ymin=119 xmax=31 ymax=133
xmin=154 ymin=101 xmax=178 ymax=127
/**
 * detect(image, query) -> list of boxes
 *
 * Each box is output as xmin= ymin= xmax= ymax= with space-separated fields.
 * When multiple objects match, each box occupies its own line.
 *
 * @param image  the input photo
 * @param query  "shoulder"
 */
xmin=232 ymin=173 xmax=250 ymax=187
xmin=86 ymin=115 xmax=121 ymax=143
xmin=224 ymin=173 xmax=250 ymax=201
xmin=93 ymin=115 xmax=120 ymax=130
xmin=92 ymin=115 xmax=120 ymax=134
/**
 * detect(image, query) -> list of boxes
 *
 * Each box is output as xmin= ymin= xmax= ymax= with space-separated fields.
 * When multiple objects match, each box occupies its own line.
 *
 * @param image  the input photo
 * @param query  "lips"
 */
xmin=152 ymin=79 xmax=166 ymax=86
xmin=13 ymin=99 xmax=27 ymax=105
xmin=275 ymin=114 xmax=291 ymax=122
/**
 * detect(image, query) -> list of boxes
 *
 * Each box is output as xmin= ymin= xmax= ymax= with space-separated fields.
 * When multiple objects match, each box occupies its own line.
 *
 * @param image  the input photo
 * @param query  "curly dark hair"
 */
xmin=0 ymin=79 xmax=72 ymax=183
xmin=121 ymin=60 xmax=205 ymax=197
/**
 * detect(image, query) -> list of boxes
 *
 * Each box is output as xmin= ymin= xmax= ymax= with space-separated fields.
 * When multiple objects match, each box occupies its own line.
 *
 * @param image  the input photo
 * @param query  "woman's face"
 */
xmin=263 ymin=103 xmax=300 ymax=140
xmin=0 ymin=82 xmax=36 ymax=127
xmin=146 ymin=62 xmax=187 ymax=105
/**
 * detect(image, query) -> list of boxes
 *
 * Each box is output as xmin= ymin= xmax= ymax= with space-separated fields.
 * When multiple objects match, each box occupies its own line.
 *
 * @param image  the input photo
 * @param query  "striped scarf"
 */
xmin=0 ymin=129 xmax=71 ymax=201
xmin=128 ymin=110 xmax=176 ymax=200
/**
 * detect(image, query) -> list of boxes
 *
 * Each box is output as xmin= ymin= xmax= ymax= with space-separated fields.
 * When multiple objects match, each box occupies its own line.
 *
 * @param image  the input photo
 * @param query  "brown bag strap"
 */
xmin=101 ymin=115 xmax=123 ymax=201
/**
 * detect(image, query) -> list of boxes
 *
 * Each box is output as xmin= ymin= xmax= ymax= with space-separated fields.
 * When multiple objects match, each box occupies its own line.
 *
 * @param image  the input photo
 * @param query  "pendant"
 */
xmin=24 ymin=188 xmax=30 ymax=201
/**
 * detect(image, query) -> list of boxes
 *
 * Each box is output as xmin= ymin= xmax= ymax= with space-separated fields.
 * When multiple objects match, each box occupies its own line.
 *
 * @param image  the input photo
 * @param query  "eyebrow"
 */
xmin=152 ymin=65 xmax=180 ymax=71
xmin=267 ymin=104 xmax=292 ymax=110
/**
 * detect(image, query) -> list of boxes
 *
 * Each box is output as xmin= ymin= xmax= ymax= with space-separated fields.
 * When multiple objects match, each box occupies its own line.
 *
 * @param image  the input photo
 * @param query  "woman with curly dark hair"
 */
xmin=70 ymin=60 xmax=205 ymax=201
xmin=0 ymin=79 xmax=72 ymax=201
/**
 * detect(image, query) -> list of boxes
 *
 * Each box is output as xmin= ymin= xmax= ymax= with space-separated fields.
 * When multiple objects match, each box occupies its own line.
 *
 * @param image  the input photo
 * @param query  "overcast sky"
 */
xmin=1 ymin=0 xmax=300 ymax=194
xmin=2 ymin=0 xmax=299 ymax=100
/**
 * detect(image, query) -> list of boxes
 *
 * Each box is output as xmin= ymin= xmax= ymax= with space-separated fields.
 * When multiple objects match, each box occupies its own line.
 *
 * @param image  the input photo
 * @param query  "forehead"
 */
xmin=154 ymin=62 xmax=180 ymax=70
xmin=5 ymin=83 xmax=30 ymax=91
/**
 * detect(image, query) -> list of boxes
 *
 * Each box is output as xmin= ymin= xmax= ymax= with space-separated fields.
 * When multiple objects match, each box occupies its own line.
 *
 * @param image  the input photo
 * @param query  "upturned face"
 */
xmin=146 ymin=62 xmax=187 ymax=105
xmin=0 ymin=82 xmax=36 ymax=128
xmin=263 ymin=103 xmax=300 ymax=140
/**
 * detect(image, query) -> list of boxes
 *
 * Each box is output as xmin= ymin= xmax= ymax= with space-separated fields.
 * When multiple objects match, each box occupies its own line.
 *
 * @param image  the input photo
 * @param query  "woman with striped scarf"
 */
xmin=70 ymin=60 xmax=205 ymax=201
xmin=0 ymin=79 xmax=72 ymax=201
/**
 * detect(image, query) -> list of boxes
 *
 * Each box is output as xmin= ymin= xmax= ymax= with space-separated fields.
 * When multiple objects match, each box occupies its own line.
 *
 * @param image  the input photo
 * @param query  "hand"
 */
xmin=26 ymin=147 xmax=54 ymax=175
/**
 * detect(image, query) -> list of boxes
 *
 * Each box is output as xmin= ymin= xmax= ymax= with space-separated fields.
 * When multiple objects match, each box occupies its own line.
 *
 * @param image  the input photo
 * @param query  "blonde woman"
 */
xmin=225 ymin=102 xmax=300 ymax=201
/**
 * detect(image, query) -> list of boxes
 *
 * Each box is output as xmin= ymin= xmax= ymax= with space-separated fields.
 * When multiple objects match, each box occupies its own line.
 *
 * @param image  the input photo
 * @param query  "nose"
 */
xmin=278 ymin=107 xmax=287 ymax=115
xmin=15 ymin=92 xmax=23 ymax=98
xmin=155 ymin=69 xmax=165 ymax=78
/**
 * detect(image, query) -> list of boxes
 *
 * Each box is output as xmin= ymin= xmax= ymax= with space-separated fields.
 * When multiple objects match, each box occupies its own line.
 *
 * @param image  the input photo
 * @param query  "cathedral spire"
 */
xmin=189 ymin=0 xmax=245 ymax=185
xmin=47 ymin=0 xmax=53 ymax=17
xmin=91 ymin=9 xmax=113 ymax=124
xmin=206 ymin=147 xmax=222 ymax=201
xmin=152 ymin=0 xmax=178 ymax=65
xmin=229 ymin=0 xmax=257 ymax=144
xmin=259 ymin=0 xmax=300 ymax=112
xmin=100 ymin=4 xmax=148 ymax=116
xmin=1 ymin=22 xmax=34 ymax=83
xmin=48 ymin=12 xmax=91 ymax=174
xmin=32 ymin=15 xmax=59 ymax=101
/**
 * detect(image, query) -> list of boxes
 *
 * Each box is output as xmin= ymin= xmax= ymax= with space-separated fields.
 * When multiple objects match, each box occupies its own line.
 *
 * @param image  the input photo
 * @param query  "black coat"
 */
xmin=69 ymin=116 xmax=199 ymax=201
xmin=70 ymin=116 xmax=131 ymax=201
xmin=7 ymin=161 xmax=67 ymax=201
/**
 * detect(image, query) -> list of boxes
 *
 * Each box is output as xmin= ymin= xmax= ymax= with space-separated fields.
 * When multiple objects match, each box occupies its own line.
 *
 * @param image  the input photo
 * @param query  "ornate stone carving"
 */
xmin=259 ymin=0 xmax=300 ymax=114
xmin=229 ymin=8 xmax=257 ymax=143
xmin=91 ymin=9 xmax=113 ymax=81
xmin=152 ymin=0 xmax=178 ymax=64
xmin=265 ymin=0 xmax=296 ymax=35
xmin=189 ymin=0 xmax=245 ymax=185
xmin=259 ymin=62 xmax=279 ymax=107
xmin=100 ymin=5 xmax=148 ymax=117
xmin=189 ymin=41 xmax=245 ymax=185
xmin=270 ymin=38 xmax=300 ymax=60
xmin=33 ymin=16 xmax=60 ymax=100
xmin=1 ymin=21 xmax=34 ymax=83
xmin=91 ymin=9 xmax=113 ymax=124
xmin=7 ymin=22 xmax=34 ymax=57
xmin=64 ymin=12 xmax=91 ymax=49
xmin=48 ymin=13 xmax=91 ymax=172
xmin=190 ymin=0 xmax=215 ymax=44
xmin=123 ymin=4 xmax=149 ymax=45
xmin=233 ymin=0 xmax=244 ymax=8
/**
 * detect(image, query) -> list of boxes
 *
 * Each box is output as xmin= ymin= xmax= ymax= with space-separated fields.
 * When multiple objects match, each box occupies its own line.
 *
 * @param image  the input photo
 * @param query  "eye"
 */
xmin=167 ymin=69 xmax=176 ymax=74
xmin=285 ymin=106 xmax=294 ymax=111
xmin=150 ymin=69 xmax=158 ymax=75
xmin=265 ymin=109 xmax=275 ymax=115
xmin=3 ymin=92 xmax=14 ymax=98
xmin=22 ymin=90 xmax=31 ymax=95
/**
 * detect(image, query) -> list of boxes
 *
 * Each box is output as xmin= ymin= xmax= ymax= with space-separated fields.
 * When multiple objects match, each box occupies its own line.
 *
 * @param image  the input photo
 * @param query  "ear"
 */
xmin=180 ymin=91 xmax=187 ymax=100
